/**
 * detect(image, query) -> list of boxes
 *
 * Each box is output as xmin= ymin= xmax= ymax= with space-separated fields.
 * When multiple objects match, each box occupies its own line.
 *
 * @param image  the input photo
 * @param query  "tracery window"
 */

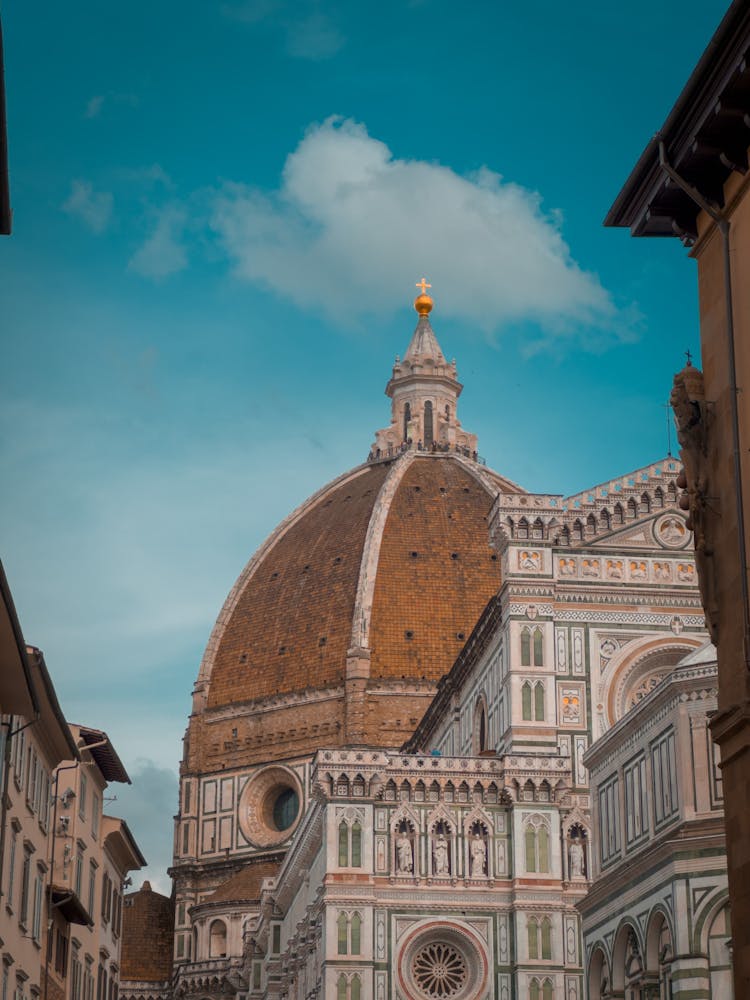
xmin=525 ymin=819 xmax=550 ymax=873
xmin=534 ymin=682 xmax=545 ymax=721
xmin=337 ymin=911 xmax=363 ymax=956
xmin=521 ymin=631 xmax=531 ymax=667
xmin=533 ymin=629 xmax=544 ymax=666
xmin=522 ymin=682 xmax=532 ymax=721
xmin=338 ymin=815 xmax=363 ymax=868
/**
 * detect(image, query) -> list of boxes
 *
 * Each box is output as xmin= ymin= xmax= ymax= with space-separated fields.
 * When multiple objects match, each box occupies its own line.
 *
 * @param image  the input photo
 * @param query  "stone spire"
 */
xmin=370 ymin=282 xmax=478 ymax=459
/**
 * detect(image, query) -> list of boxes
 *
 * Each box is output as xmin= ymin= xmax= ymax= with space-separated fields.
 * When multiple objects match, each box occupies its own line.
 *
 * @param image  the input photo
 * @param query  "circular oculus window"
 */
xmin=398 ymin=925 xmax=487 ymax=1000
xmin=238 ymin=766 xmax=303 ymax=848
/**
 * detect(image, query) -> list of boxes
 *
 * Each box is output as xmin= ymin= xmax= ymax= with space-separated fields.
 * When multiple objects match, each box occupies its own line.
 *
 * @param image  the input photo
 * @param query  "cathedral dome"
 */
xmin=184 ymin=294 xmax=525 ymax=774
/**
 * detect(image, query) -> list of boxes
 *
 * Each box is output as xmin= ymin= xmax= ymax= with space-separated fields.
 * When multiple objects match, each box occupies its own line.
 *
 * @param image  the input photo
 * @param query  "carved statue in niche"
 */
xmin=671 ymin=362 xmax=719 ymax=641
xmin=569 ymin=841 xmax=584 ymax=878
xmin=396 ymin=835 xmax=413 ymax=874
xmin=470 ymin=833 xmax=487 ymax=876
xmin=432 ymin=826 xmax=450 ymax=875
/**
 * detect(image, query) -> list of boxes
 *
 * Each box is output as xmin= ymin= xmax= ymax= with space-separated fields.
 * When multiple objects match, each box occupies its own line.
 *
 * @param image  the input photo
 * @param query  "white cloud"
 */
xmin=85 ymin=95 xmax=105 ymax=119
xmin=211 ymin=117 xmax=616 ymax=338
xmin=222 ymin=1 xmax=344 ymax=60
xmin=129 ymin=205 xmax=188 ymax=280
xmin=62 ymin=180 xmax=113 ymax=233
xmin=83 ymin=92 xmax=139 ymax=119
xmin=285 ymin=12 xmax=344 ymax=60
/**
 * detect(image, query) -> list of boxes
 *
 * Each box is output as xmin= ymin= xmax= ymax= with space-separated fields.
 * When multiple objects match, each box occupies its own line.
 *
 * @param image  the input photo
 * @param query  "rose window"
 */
xmin=412 ymin=942 xmax=468 ymax=997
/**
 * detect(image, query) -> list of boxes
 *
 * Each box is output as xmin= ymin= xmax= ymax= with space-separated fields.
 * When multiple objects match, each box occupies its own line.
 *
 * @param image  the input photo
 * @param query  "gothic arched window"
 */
xmin=424 ymin=401 xmax=434 ymax=447
xmin=533 ymin=628 xmax=544 ymax=666
xmin=538 ymin=825 xmax=550 ymax=872
xmin=403 ymin=402 xmax=412 ymax=443
xmin=525 ymin=824 xmax=537 ymax=872
xmin=521 ymin=630 xmax=531 ymax=667
xmin=528 ymin=917 xmax=539 ymax=959
xmin=522 ymin=682 xmax=533 ymax=721
xmin=534 ymin=682 xmax=545 ymax=722
xmin=351 ymin=822 xmax=362 ymax=867
xmin=337 ymin=913 xmax=348 ymax=955
xmin=541 ymin=917 xmax=552 ymax=959
xmin=338 ymin=821 xmax=349 ymax=867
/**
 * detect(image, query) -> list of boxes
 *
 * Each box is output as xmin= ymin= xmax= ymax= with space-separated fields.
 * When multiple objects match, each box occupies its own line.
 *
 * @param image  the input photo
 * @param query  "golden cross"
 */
xmin=416 ymin=278 xmax=432 ymax=295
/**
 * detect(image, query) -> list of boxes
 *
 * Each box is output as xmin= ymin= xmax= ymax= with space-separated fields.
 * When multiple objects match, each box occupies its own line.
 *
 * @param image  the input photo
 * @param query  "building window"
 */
xmin=624 ymin=755 xmax=648 ymax=845
xmin=91 ymin=795 xmax=100 ymax=840
xmin=79 ymin=774 xmax=87 ymax=821
xmin=338 ymin=817 xmax=363 ymax=868
xmin=525 ymin=820 xmax=550 ymax=874
xmin=652 ymin=729 xmax=678 ymax=826
xmin=71 ymin=946 xmax=82 ymax=1000
xmin=534 ymin=682 xmax=545 ymax=722
xmin=424 ymin=400 xmax=434 ymax=447
xmin=337 ymin=912 xmax=362 ymax=956
xmin=599 ymin=775 xmax=621 ymax=865
xmin=337 ymin=913 xmax=348 ymax=955
xmin=88 ymin=862 xmax=97 ymax=917
xmin=209 ymin=919 xmax=227 ymax=958
xmin=522 ymin=682 xmax=532 ymax=721
xmin=55 ymin=931 xmax=68 ymax=978
xmin=521 ymin=630 xmax=531 ymax=666
xmin=528 ymin=917 xmax=539 ymax=959
xmin=350 ymin=913 xmax=361 ymax=955
xmin=101 ymin=874 xmax=111 ymax=923
xmin=74 ymin=850 xmax=84 ymax=898
xmin=19 ymin=848 xmax=32 ymax=926
xmin=7 ymin=829 xmax=17 ymax=908
xmin=533 ymin=629 xmax=544 ymax=666
xmin=541 ymin=917 xmax=552 ymax=959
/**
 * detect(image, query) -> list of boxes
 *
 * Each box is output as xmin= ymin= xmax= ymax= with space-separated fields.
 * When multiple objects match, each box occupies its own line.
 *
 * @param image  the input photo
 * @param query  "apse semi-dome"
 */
xmin=184 ymin=290 xmax=524 ymax=775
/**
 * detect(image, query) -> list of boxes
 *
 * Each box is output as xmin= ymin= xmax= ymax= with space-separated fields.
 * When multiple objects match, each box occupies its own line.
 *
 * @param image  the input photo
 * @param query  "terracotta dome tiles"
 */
xmin=369 ymin=459 xmax=501 ymax=681
xmin=207 ymin=462 xmax=391 ymax=707
xmin=204 ymin=454 xmax=506 ymax=727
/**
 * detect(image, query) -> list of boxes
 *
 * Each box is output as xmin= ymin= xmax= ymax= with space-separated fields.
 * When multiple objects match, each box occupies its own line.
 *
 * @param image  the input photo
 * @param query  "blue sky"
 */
xmin=0 ymin=0 xmax=727 ymax=888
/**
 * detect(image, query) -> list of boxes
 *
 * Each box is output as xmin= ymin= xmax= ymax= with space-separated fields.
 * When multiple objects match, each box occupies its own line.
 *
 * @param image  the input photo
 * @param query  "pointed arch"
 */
xmin=534 ymin=682 xmax=545 ymax=721
xmin=528 ymin=917 xmax=539 ymax=959
xmin=337 ymin=913 xmax=348 ymax=955
xmin=533 ymin=628 xmax=544 ymax=666
xmin=522 ymin=681 xmax=533 ymax=721
xmin=521 ymin=629 xmax=532 ymax=667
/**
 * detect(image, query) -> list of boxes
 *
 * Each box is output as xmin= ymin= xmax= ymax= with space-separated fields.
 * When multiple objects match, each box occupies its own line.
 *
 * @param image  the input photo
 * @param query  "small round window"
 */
xmin=272 ymin=788 xmax=299 ymax=831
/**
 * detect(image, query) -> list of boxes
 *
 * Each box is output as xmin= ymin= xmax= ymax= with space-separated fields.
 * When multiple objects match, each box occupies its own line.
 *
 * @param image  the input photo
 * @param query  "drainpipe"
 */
xmin=658 ymin=140 xmax=750 ymax=671
xmin=44 ymin=759 xmax=81 ymax=1000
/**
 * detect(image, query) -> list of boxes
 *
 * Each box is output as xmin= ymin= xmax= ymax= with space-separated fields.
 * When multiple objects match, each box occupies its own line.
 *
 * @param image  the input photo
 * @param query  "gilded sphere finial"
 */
xmin=414 ymin=277 xmax=433 ymax=316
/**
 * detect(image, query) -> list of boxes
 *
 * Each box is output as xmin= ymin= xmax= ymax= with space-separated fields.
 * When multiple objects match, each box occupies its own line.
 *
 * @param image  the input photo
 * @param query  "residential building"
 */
xmin=604 ymin=3 xmax=750 ymax=991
